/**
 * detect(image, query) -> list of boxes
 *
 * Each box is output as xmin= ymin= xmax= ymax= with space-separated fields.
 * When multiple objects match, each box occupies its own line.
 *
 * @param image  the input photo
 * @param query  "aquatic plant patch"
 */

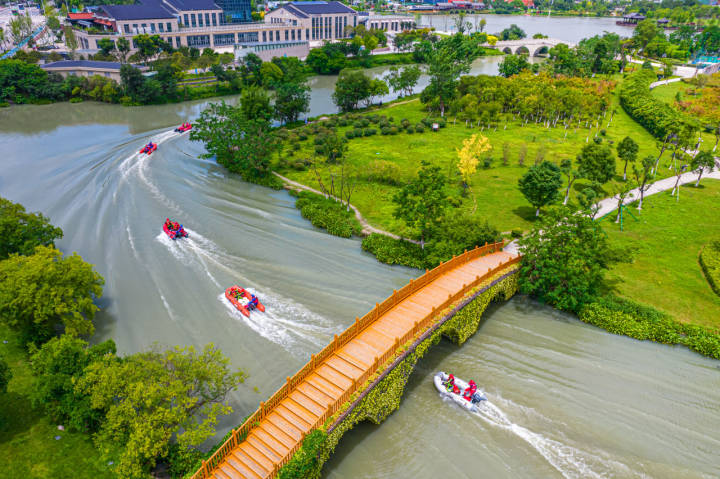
xmin=294 ymin=191 xmax=362 ymax=238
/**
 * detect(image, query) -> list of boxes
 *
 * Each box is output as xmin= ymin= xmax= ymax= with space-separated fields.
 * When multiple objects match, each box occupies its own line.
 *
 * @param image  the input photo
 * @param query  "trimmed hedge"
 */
xmin=361 ymin=234 xmax=426 ymax=269
xmin=578 ymin=295 xmax=720 ymax=359
xmin=700 ymin=240 xmax=720 ymax=297
xmin=619 ymin=70 xmax=697 ymax=139
xmin=294 ymin=191 xmax=361 ymax=238
xmin=277 ymin=429 xmax=327 ymax=479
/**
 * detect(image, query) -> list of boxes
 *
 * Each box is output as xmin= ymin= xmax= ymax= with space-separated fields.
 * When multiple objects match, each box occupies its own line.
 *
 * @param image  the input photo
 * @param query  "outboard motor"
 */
xmin=471 ymin=392 xmax=487 ymax=404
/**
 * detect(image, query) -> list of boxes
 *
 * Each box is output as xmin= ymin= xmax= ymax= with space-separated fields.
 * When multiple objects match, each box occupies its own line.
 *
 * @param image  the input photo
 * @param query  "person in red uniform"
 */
xmin=463 ymin=380 xmax=477 ymax=401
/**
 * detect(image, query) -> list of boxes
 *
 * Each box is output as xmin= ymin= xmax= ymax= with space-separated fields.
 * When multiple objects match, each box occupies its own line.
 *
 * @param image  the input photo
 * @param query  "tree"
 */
xmin=454 ymin=12 xmax=471 ymax=35
xmin=366 ymin=78 xmax=388 ymax=107
xmin=456 ymin=134 xmax=491 ymax=193
xmin=518 ymin=161 xmax=563 ymax=216
xmin=332 ymin=69 xmax=371 ymax=111
xmin=691 ymin=150 xmax=715 ymax=187
xmin=46 ymin=15 xmax=61 ymax=32
xmin=634 ymin=19 xmax=662 ymax=52
xmin=0 ymin=196 xmax=63 ymax=260
xmin=29 ymin=335 xmax=116 ymax=432
xmin=387 ymin=65 xmax=421 ymax=97
xmin=0 ymin=246 xmax=104 ymax=345
xmin=63 ymin=26 xmax=78 ymax=59
xmin=518 ymin=207 xmax=615 ymax=312
xmin=479 ymin=18 xmax=487 ymax=33
xmin=115 ymin=37 xmax=131 ymax=63
xmin=420 ymin=35 xmax=475 ymax=116
xmin=318 ymin=132 xmax=348 ymax=164
xmin=97 ymin=38 xmax=115 ymax=57
xmin=133 ymin=34 xmax=163 ymax=64
xmin=240 ymin=85 xmax=272 ymax=121
xmin=259 ymin=61 xmax=283 ymax=87
xmin=616 ymin=136 xmax=639 ymax=181
xmin=190 ymin=101 xmax=276 ymax=180
xmin=393 ymin=161 xmax=449 ymax=248
xmin=120 ymin=64 xmax=157 ymax=103
xmin=274 ymin=80 xmax=310 ymax=124
xmin=499 ymin=24 xmax=527 ymax=41
xmin=576 ymin=142 xmax=616 ymax=184
xmin=498 ymin=54 xmax=531 ymax=78
xmin=559 ymin=158 xmax=582 ymax=205
xmin=240 ymin=53 xmax=263 ymax=85
xmin=77 ymin=343 xmax=245 ymax=479
xmin=632 ymin=155 xmax=654 ymax=210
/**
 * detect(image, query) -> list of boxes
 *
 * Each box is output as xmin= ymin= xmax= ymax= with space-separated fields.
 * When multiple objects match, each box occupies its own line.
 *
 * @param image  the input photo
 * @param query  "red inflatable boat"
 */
xmin=175 ymin=122 xmax=192 ymax=133
xmin=140 ymin=142 xmax=157 ymax=155
xmin=225 ymin=286 xmax=265 ymax=317
xmin=162 ymin=218 xmax=188 ymax=239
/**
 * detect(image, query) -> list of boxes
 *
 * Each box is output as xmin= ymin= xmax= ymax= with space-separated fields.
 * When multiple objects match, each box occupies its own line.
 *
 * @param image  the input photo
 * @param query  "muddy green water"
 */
xmin=1 ymin=52 xmax=719 ymax=479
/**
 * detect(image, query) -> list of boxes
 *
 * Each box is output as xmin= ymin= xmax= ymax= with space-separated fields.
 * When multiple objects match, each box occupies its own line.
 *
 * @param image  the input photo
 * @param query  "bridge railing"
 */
xmin=192 ymin=241 xmax=518 ymax=479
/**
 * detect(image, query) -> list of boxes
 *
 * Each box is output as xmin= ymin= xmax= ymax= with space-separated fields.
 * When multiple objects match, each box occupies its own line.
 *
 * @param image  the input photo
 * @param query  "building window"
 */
xmin=141 ymin=23 xmax=147 ymax=32
xmin=176 ymin=36 xmax=181 ymax=47
xmin=306 ymin=28 xmax=309 ymax=40
xmin=158 ymin=23 xmax=164 ymax=32
xmin=343 ymin=16 xmax=347 ymax=36
xmin=262 ymin=31 xmax=266 ymax=42
xmin=285 ymin=30 xmax=288 ymax=41
xmin=183 ymin=14 xmax=189 ymax=26
xmin=353 ymin=16 xmax=356 ymax=27
xmin=212 ymin=13 xmax=217 ymax=26
xmin=124 ymin=24 xmax=130 ymax=33
xmin=198 ymin=14 xmax=203 ymax=27
xmin=205 ymin=13 xmax=210 ymax=26
xmin=187 ymin=34 xmax=210 ymax=47
xmin=325 ymin=17 xmax=330 ymax=39
xmin=214 ymin=33 xmax=235 ymax=45
xmin=191 ymin=14 xmax=196 ymax=27
xmin=237 ymin=32 xmax=258 ymax=42
xmin=167 ymin=22 xmax=172 ymax=32
xmin=132 ymin=23 xmax=138 ymax=32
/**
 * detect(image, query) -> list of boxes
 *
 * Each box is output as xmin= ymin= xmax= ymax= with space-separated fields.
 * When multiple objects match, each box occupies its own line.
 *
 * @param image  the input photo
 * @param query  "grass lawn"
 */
xmin=0 ymin=325 xmax=109 ymax=479
xmin=279 ymin=89 xmax=668 ymax=235
xmin=601 ymin=179 xmax=720 ymax=329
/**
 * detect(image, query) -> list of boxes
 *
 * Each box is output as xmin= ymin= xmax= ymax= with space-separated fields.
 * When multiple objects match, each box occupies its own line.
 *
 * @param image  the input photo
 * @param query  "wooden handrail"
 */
xmin=191 ymin=243 xmax=517 ymax=479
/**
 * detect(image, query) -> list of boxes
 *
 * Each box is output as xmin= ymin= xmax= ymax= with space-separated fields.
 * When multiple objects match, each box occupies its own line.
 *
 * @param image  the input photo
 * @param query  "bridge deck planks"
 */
xmin=210 ymin=251 xmax=516 ymax=478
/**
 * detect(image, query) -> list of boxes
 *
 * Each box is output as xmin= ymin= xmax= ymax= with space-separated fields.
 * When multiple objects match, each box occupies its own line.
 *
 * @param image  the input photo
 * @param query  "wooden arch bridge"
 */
xmin=192 ymin=243 xmax=520 ymax=479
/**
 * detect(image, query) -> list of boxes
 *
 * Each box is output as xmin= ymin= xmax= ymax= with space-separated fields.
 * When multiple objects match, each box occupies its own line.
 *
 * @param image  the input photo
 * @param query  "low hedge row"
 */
xmin=699 ymin=240 xmax=720 ymax=297
xmin=277 ymin=429 xmax=327 ymax=479
xmin=294 ymin=191 xmax=361 ymax=238
xmin=361 ymin=234 xmax=427 ymax=269
xmin=619 ymin=70 xmax=697 ymax=139
xmin=578 ymin=295 xmax=720 ymax=359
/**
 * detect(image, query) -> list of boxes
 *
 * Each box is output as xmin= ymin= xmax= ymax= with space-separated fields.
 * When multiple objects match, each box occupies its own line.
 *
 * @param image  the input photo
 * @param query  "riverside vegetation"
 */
xmin=0 ymin=197 xmax=246 ymax=478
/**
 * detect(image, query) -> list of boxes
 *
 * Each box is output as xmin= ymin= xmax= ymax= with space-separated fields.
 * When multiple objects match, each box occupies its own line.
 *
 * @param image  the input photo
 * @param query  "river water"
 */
xmin=1 ymin=23 xmax=719 ymax=477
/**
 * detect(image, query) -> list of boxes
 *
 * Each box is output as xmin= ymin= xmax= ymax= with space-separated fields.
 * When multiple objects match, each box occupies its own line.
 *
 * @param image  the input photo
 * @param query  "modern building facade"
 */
xmin=264 ymin=1 xmax=358 ymax=45
xmin=361 ymin=15 xmax=415 ymax=33
xmin=214 ymin=0 xmax=252 ymax=23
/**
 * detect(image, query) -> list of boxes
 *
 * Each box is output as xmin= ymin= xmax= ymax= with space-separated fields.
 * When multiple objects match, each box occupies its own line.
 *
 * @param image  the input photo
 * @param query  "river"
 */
xmin=417 ymin=14 xmax=636 ymax=43
xmin=1 ymin=26 xmax=719 ymax=478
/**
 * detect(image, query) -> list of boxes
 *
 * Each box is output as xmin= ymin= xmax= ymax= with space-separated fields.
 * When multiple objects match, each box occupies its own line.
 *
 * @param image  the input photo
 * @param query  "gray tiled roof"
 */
xmin=101 ymin=2 xmax=175 ymax=20
xmin=41 ymin=60 xmax=147 ymax=70
xmin=285 ymin=1 xmax=356 ymax=15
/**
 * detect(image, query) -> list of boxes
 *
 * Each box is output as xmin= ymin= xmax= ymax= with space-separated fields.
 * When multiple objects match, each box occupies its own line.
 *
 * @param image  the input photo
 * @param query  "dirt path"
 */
xmin=272 ymin=172 xmax=419 ymax=243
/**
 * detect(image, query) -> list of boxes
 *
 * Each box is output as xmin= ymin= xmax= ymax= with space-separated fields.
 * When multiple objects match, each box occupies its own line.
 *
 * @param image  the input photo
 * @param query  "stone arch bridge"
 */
xmin=487 ymin=38 xmax=575 ymax=56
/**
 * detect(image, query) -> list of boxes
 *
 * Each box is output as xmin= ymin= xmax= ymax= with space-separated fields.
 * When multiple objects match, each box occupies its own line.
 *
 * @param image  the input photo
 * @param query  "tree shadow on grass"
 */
xmin=512 ymin=205 xmax=539 ymax=223
xmin=0 ymin=391 xmax=41 ymax=445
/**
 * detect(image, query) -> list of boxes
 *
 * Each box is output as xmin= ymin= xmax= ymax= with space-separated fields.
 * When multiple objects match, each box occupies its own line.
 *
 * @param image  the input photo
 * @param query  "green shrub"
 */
xmin=405 ymin=127 xmax=414 ymax=134
xmin=421 ymin=118 xmax=433 ymax=127
xmin=579 ymin=295 xmax=720 ymax=359
xmin=360 ymin=118 xmax=370 ymax=127
xmin=297 ymin=132 xmax=308 ymax=141
xmin=511 ymin=229 xmax=524 ymax=239
xmin=345 ymin=130 xmax=355 ymax=139
xmin=381 ymin=126 xmax=391 ymax=135
xmin=401 ymin=119 xmax=410 ymax=129
xmin=437 ymin=118 xmax=447 ymax=128
xmin=364 ymin=128 xmax=377 ymax=136
xmin=361 ymin=234 xmax=426 ymax=269
xmin=699 ymin=240 xmax=720 ymax=297
xmin=390 ymin=126 xmax=399 ymax=135
xmin=415 ymin=124 xmax=425 ymax=133
xmin=353 ymin=120 xmax=363 ymax=128
xmin=294 ymin=191 xmax=361 ymax=238
xmin=277 ymin=430 xmax=327 ymax=479
xmin=361 ymin=160 xmax=403 ymax=186
xmin=313 ymin=136 xmax=324 ymax=145
xmin=338 ymin=118 xmax=348 ymax=127
xmin=69 ymin=97 xmax=83 ymax=103
xmin=353 ymin=128 xmax=363 ymax=137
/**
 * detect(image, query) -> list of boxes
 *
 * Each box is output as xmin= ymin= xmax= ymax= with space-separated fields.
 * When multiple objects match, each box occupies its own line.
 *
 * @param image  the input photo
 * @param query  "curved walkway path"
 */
xmin=273 ymin=171 xmax=417 ymax=242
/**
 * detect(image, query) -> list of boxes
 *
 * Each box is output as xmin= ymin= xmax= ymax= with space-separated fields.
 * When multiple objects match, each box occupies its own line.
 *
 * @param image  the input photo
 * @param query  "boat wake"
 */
xmin=472 ymin=398 xmax=639 ymax=479
xmin=217 ymin=290 xmax=335 ymax=356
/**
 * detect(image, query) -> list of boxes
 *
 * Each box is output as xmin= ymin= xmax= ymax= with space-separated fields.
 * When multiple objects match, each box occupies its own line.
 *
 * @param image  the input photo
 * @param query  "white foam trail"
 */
xmin=159 ymin=293 xmax=177 ymax=322
xmin=471 ymin=399 xmax=639 ymax=479
xmin=217 ymin=290 xmax=335 ymax=356
xmin=126 ymin=225 xmax=140 ymax=260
